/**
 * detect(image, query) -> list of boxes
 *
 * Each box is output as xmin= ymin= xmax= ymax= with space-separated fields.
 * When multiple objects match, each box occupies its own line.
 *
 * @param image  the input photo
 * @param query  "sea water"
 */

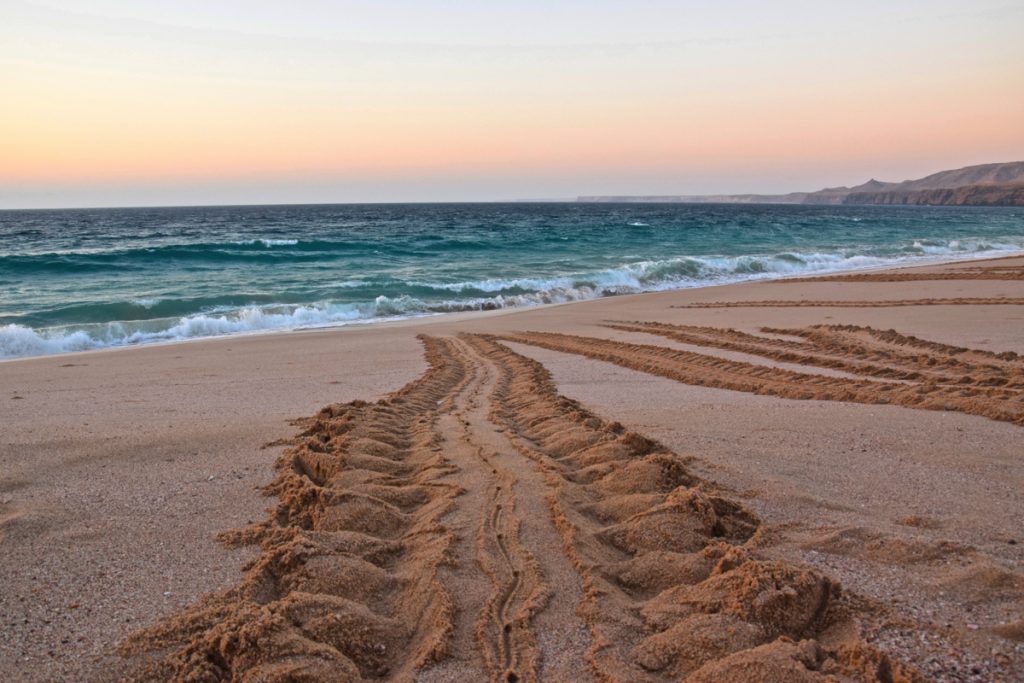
xmin=1 ymin=202 xmax=1022 ymax=359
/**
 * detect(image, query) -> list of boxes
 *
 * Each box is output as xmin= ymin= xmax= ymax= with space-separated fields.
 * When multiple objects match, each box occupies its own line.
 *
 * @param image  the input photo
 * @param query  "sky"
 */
xmin=2 ymin=0 xmax=1023 ymax=208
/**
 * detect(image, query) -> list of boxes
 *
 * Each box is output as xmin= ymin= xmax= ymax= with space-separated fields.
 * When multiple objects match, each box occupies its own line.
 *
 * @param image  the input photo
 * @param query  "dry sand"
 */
xmin=1 ymin=256 xmax=1022 ymax=681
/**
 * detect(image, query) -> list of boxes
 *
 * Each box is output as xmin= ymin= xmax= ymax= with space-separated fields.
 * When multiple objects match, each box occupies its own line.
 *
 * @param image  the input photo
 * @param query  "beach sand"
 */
xmin=1 ymin=256 xmax=1022 ymax=681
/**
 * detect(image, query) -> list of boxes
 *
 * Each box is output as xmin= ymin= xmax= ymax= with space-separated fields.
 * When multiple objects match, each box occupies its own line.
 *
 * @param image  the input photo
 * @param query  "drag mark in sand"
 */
xmin=427 ymin=336 xmax=552 ymax=682
xmin=782 ymin=264 xmax=1024 ymax=283
xmin=671 ymin=297 xmax=1024 ymax=308
xmin=500 ymin=328 xmax=1024 ymax=426
xmin=463 ymin=334 xmax=922 ymax=682
xmin=119 ymin=334 xmax=923 ymax=681
xmin=120 ymin=336 xmax=470 ymax=681
xmin=605 ymin=321 xmax=1024 ymax=389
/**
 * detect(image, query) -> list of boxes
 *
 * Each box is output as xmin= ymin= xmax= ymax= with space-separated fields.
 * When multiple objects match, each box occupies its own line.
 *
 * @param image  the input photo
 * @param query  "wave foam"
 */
xmin=4 ymin=236 xmax=1023 ymax=360
xmin=240 ymin=238 xmax=300 ymax=247
xmin=0 ymin=324 xmax=99 ymax=358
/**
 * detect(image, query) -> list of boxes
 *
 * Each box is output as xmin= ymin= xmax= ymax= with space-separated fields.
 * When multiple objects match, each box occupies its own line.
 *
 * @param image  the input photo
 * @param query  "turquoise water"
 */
xmin=1 ymin=202 xmax=1022 ymax=359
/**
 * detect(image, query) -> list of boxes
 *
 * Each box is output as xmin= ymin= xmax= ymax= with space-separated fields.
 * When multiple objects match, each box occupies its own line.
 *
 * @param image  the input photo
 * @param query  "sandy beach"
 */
xmin=2 ymin=255 xmax=1023 ymax=681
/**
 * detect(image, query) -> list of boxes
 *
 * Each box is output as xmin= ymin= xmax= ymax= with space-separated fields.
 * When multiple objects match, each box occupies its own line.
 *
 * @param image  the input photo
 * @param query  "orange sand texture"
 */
xmin=2 ymin=257 xmax=1023 ymax=681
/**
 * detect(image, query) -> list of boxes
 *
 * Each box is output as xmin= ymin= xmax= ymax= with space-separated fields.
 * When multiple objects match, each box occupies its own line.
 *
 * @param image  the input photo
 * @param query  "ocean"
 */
xmin=2 ymin=202 xmax=1022 ymax=359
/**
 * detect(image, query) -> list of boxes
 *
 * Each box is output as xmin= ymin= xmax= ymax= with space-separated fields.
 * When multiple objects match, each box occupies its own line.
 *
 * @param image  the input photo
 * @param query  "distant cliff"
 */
xmin=844 ymin=183 xmax=1024 ymax=206
xmin=576 ymin=193 xmax=809 ymax=204
xmin=877 ymin=161 xmax=1024 ymax=191
xmin=577 ymin=161 xmax=1024 ymax=206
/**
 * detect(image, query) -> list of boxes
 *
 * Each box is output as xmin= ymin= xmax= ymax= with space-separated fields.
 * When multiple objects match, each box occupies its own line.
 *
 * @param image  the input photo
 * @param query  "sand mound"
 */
xmin=686 ymin=638 xmax=923 ymax=683
xmin=500 ymin=325 xmax=1024 ymax=426
xmin=466 ymin=333 xmax=919 ymax=681
xmin=801 ymin=526 xmax=970 ymax=564
xmin=120 ymin=336 xmax=467 ymax=681
xmin=118 ymin=333 xmax=921 ymax=681
xmin=782 ymin=262 xmax=1024 ymax=283
xmin=671 ymin=297 xmax=1024 ymax=308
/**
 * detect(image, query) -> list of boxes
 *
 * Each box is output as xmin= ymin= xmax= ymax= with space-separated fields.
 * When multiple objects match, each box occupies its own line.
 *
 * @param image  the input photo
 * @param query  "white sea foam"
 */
xmin=0 ymin=324 xmax=99 ymax=358
xmin=236 ymin=238 xmax=300 ymax=247
xmin=3 ymin=237 xmax=1023 ymax=360
xmin=415 ymin=275 xmax=578 ymax=293
xmin=0 ymin=304 xmax=376 ymax=359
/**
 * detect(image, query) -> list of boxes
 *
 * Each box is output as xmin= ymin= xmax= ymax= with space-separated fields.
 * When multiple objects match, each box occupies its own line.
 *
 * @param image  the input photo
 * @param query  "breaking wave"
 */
xmin=239 ymin=238 xmax=300 ymax=247
xmin=3 ymin=236 xmax=1022 ymax=360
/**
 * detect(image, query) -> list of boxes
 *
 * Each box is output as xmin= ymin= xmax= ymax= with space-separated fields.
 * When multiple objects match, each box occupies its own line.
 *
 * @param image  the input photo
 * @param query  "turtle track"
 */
xmin=499 ymin=330 xmax=1024 ymax=426
xmin=119 ymin=334 xmax=924 ymax=681
xmin=671 ymin=297 xmax=1024 ymax=308
xmin=606 ymin=321 xmax=1024 ymax=391
xmin=119 ymin=336 xmax=469 ymax=681
xmin=464 ymin=333 xmax=923 ymax=682
xmin=781 ymin=268 xmax=1024 ymax=283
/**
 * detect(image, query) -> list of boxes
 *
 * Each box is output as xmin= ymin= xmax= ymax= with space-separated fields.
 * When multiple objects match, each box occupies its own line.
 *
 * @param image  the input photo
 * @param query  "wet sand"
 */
xmin=1 ymin=256 xmax=1022 ymax=681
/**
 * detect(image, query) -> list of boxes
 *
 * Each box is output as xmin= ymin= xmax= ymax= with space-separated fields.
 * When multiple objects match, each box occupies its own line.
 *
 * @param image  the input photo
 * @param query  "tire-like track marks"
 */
xmin=500 ymin=329 xmax=1024 ymax=426
xmin=782 ymin=268 xmax=1024 ymax=283
xmin=606 ymin=321 xmax=1024 ymax=390
xmin=431 ymin=336 xmax=554 ymax=682
xmin=671 ymin=297 xmax=1024 ymax=308
xmin=464 ymin=334 xmax=922 ymax=682
xmin=120 ymin=334 xmax=924 ymax=682
xmin=120 ymin=335 xmax=469 ymax=681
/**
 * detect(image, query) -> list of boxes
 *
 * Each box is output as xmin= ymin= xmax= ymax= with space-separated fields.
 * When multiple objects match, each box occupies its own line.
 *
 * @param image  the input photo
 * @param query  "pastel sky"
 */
xmin=2 ymin=0 xmax=1023 ymax=208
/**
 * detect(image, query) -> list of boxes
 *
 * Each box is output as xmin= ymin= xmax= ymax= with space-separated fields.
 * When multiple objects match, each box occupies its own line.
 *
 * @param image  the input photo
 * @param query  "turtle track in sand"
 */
xmin=499 ymin=328 xmax=1024 ymax=427
xmin=461 ymin=334 xmax=921 ymax=682
xmin=119 ymin=335 xmax=469 ymax=681
xmin=604 ymin=321 xmax=1024 ymax=390
xmin=119 ymin=334 xmax=923 ymax=682
xmin=780 ymin=266 xmax=1024 ymax=283
xmin=671 ymin=297 xmax=1024 ymax=308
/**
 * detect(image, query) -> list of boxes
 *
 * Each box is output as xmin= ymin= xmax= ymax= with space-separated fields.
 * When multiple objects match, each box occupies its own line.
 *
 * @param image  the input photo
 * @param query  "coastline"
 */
xmin=2 ymin=253 xmax=1023 ymax=680
xmin=3 ymin=248 xmax=1023 ymax=365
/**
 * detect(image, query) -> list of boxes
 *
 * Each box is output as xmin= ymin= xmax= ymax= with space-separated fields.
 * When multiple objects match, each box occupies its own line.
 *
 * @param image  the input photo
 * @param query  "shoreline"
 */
xmin=2 ymin=253 xmax=1022 ymax=680
xmin=4 ymin=248 xmax=1023 ymax=365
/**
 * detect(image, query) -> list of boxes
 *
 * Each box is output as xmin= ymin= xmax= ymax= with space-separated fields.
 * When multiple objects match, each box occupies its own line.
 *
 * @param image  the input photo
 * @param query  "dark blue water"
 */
xmin=2 ymin=203 xmax=1022 ymax=358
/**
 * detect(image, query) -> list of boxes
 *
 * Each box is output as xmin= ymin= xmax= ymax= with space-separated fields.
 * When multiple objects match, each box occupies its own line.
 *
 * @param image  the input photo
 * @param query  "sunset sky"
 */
xmin=2 ymin=0 xmax=1023 ymax=208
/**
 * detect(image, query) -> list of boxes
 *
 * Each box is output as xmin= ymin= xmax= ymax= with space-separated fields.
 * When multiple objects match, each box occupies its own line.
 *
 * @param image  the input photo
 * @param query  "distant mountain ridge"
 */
xmin=578 ymin=161 xmax=1024 ymax=206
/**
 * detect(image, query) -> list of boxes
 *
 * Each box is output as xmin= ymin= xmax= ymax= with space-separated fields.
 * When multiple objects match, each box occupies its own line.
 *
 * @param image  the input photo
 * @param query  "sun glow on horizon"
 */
xmin=2 ymin=0 xmax=1023 ymax=207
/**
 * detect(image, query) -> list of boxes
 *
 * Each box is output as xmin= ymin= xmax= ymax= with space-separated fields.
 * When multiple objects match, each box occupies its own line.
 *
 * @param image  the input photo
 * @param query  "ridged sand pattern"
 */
xmin=500 ymin=326 xmax=1024 ymax=427
xmin=671 ymin=297 xmax=1024 ymax=308
xmin=605 ymin=322 xmax=1024 ymax=388
xmin=119 ymin=333 xmax=925 ymax=681
xmin=120 ymin=336 xmax=470 ymax=681
xmin=464 ymin=334 xmax=923 ymax=682
xmin=782 ymin=265 xmax=1024 ymax=283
